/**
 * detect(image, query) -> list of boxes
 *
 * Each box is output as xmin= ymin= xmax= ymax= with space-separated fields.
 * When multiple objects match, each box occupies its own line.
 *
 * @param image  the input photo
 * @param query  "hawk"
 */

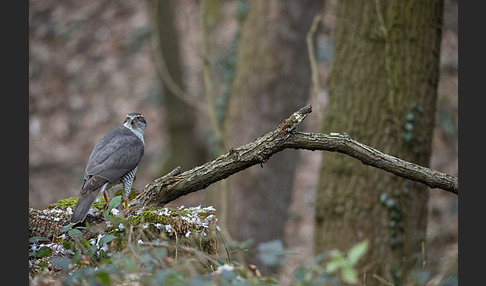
xmin=71 ymin=113 xmax=146 ymax=224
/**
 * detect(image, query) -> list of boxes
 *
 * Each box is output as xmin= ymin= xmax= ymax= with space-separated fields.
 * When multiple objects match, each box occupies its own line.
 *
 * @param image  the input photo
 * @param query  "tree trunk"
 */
xmin=314 ymin=0 xmax=443 ymax=284
xmin=223 ymin=0 xmax=322 ymax=272
xmin=152 ymin=0 xmax=207 ymax=175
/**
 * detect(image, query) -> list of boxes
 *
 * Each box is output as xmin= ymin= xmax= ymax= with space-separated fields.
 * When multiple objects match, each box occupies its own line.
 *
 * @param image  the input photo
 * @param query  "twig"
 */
xmin=163 ymin=166 xmax=182 ymax=179
xmin=372 ymin=273 xmax=395 ymax=286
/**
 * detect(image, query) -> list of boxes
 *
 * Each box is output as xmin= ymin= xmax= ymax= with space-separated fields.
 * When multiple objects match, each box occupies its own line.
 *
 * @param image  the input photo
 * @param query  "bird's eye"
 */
xmin=137 ymin=116 xmax=142 ymax=121
xmin=126 ymin=117 xmax=130 ymax=122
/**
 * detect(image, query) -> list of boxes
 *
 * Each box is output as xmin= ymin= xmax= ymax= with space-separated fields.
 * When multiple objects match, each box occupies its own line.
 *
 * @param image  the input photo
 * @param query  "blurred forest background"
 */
xmin=29 ymin=0 xmax=457 ymax=284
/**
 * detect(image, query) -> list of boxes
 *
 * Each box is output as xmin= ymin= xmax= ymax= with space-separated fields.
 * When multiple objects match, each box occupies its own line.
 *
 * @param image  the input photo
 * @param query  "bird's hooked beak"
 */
xmin=129 ymin=117 xmax=137 ymax=127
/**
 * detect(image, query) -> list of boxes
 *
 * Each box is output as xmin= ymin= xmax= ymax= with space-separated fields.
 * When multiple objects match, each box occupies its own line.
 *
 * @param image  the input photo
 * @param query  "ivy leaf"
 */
xmin=326 ymin=261 xmax=340 ymax=274
xmin=29 ymin=236 xmax=50 ymax=243
xmin=99 ymin=234 xmax=116 ymax=246
xmin=108 ymin=195 xmax=122 ymax=213
xmin=347 ymin=240 xmax=368 ymax=265
xmin=341 ymin=265 xmax=358 ymax=284
xmin=60 ymin=224 xmax=72 ymax=233
xmin=326 ymin=250 xmax=345 ymax=273
xmin=68 ymin=228 xmax=83 ymax=239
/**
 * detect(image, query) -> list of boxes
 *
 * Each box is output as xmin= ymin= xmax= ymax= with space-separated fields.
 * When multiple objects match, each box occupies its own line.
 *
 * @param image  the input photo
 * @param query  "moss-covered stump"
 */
xmin=30 ymin=197 xmax=220 ymax=253
xmin=29 ymin=198 xmax=221 ymax=280
xmin=29 ymin=197 xmax=105 ymax=240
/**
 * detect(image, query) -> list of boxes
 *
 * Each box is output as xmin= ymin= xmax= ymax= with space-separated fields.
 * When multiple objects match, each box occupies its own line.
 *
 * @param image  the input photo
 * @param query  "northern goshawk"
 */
xmin=71 ymin=113 xmax=146 ymax=224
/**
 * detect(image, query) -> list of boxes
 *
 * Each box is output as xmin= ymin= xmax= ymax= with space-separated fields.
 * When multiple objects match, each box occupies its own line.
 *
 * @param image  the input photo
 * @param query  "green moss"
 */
xmin=48 ymin=197 xmax=78 ymax=209
xmin=172 ymin=209 xmax=192 ymax=217
xmin=92 ymin=198 xmax=106 ymax=211
xmin=127 ymin=209 xmax=172 ymax=226
xmin=48 ymin=196 xmax=106 ymax=211
xmin=126 ymin=207 xmax=212 ymax=226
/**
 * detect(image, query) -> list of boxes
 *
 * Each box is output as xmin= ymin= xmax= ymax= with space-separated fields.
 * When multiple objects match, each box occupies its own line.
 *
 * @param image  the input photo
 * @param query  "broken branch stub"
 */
xmin=278 ymin=104 xmax=312 ymax=134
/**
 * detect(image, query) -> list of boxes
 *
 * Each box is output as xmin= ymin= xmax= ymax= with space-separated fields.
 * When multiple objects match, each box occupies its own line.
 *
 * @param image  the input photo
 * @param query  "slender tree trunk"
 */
xmin=314 ymin=0 xmax=443 ymax=284
xmin=152 ymin=0 xmax=207 ymax=175
xmin=223 ymin=0 xmax=322 ymax=272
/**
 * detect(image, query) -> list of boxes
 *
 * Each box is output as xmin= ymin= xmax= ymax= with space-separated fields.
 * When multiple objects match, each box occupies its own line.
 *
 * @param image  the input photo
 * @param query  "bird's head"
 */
xmin=124 ymin=113 xmax=147 ymax=132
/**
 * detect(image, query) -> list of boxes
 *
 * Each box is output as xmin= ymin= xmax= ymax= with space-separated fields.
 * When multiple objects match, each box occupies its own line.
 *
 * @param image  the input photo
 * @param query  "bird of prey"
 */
xmin=71 ymin=113 xmax=146 ymax=224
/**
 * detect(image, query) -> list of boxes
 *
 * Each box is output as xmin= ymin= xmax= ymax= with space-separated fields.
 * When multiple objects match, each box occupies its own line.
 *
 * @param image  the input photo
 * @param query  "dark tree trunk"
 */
xmin=314 ymin=0 xmax=444 ymax=284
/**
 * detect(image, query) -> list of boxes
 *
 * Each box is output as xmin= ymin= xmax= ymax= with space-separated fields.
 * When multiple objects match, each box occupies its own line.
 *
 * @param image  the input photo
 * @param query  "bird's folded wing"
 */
xmin=85 ymin=126 xmax=144 ymax=183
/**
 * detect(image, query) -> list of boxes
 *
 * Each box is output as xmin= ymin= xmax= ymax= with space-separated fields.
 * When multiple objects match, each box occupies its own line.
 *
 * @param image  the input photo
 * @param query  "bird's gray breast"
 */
xmin=84 ymin=126 xmax=144 ymax=184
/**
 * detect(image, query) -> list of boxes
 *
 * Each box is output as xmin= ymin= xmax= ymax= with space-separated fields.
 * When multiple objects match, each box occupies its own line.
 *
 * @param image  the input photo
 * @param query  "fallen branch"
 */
xmin=130 ymin=105 xmax=457 ymax=210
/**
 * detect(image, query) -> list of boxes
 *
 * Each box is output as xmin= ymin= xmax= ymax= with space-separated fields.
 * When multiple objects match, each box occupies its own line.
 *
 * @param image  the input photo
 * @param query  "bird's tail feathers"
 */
xmin=71 ymin=188 xmax=102 ymax=224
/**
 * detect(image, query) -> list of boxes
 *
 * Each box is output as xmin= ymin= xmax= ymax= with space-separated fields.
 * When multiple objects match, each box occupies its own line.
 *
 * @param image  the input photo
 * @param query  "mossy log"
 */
xmin=29 ymin=200 xmax=220 ymax=256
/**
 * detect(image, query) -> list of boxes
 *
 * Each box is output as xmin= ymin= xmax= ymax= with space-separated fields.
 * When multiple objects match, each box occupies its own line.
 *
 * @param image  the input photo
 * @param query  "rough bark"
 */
xmin=29 ymin=208 xmax=73 ymax=241
xmin=221 ymin=0 xmax=322 ymax=270
xmin=289 ymin=132 xmax=457 ymax=194
xmin=314 ymin=0 xmax=444 ymax=284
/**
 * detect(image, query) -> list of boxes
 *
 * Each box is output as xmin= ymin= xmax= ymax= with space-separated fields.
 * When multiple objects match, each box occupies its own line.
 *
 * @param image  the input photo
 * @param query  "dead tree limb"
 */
xmin=285 ymin=132 xmax=458 ymax=194
xmin=130 ymin=105 xmax=457 ymax=210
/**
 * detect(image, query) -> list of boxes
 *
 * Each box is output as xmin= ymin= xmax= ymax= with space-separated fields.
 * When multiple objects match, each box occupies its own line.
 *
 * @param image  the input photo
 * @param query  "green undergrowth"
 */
xmin=31 ymin=198 xmax=457 ymax=285
xmin=29 ymin=200 xmax=371 ymax=286
xmin=33 ymin=197 xmax=456 ymax=285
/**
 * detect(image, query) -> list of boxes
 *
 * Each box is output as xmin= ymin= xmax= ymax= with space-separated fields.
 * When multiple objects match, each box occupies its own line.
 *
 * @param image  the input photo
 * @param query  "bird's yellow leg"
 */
xmin=119 ymin=196 xmax=130 ymax=218
xmin=103 ymin=191 xmax=110 ymax=210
